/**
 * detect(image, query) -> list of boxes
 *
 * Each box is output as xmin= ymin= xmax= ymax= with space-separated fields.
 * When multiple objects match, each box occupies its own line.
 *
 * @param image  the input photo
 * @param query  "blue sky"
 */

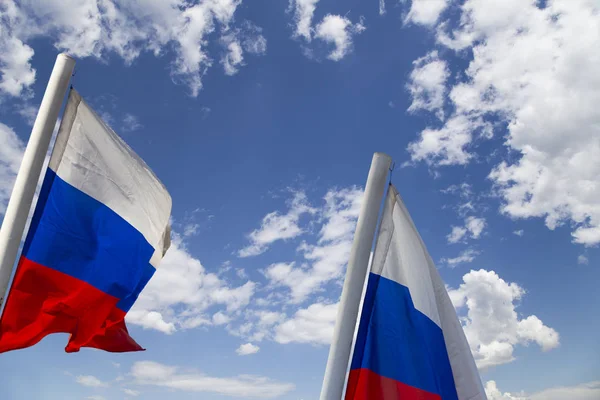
xmin=0 ymin=0 xmax=599 ymax=399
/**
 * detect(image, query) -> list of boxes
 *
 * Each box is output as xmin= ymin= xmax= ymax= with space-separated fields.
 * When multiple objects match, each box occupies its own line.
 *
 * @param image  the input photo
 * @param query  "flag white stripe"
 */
xmin=371 ymin=186 xmax=441 ymax=327
xmin=372 ymin=185 xmax=486 ymax=399
xmin=50 ymin=90 xmax=172 ymax=267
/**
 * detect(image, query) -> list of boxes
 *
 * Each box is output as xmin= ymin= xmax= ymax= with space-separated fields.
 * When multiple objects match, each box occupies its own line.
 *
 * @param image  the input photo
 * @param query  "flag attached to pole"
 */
xmin=345 ymin=185 xmax=485 ymax=400
xmin=0 ymin=89 xmax=172 ymax=353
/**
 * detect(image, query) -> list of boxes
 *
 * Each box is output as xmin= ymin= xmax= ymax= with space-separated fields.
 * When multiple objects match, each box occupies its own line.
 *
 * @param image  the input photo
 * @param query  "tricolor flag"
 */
xmin=345 ymin=185 xmax=485 ymax=399
xmin=0 ymin=89 xmax=172 ymax=353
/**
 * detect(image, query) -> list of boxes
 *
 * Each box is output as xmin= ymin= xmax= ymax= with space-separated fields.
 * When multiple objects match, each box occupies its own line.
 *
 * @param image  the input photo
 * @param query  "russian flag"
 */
xmin=0 ymin=89 xmax=172 ymax=353
xmin=346 ymin=186 xmax=486 ymax=400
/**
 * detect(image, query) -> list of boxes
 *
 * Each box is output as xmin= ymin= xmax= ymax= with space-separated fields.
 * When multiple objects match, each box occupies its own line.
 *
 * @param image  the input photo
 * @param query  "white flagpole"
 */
xmin=0 ymin=53 xmax=75 ymax=309
xmin=320 ymin=152 xmax=392 ymax=400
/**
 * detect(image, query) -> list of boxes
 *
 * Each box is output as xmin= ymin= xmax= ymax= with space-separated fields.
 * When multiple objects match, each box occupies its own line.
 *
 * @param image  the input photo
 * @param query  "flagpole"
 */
xmin=0 ymin=53 xmax=75 ymax=309
xmin=320 ymin=152 xmax=392 ymax=400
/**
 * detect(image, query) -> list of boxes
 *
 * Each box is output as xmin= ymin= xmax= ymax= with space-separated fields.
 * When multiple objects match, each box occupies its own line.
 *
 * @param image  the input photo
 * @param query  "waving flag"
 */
xmin=0 ymin=89 xmax=171 ymax=353
xmin=345 ymin=185 xmax=485 ymax=400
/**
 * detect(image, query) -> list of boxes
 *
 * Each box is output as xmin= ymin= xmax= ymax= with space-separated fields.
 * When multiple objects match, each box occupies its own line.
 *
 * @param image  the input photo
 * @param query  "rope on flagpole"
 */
xmin=388 ymin=160 xmax=396 ymax=185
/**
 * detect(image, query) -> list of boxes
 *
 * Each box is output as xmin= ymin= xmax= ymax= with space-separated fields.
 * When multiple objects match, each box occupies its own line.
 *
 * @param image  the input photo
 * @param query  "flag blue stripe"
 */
xmin=23 ymin=169 xmax=156 ymax=312
xmin=350 ymin=273 xmax=459 ymax=399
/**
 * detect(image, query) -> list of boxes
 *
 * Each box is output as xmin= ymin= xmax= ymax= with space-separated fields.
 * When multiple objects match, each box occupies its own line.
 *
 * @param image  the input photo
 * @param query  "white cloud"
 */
xmin=290 ymin=0 xmax=320 ymax=41
xmin=212 ymin=311 xmax=231 ymax=325
xmin=183 ymin=222 xmax=200 ymax=237
xmin=274 ymin=302 xmax=337 ymax=345
xmin=229 ymin=310 xmax=287 ymax=342
xmin=86 ymin=396 xmax=106 ymax=400
xmin=289 ymin=0 xmax=365 ymax=61
xmin=220 ymin=22 xmax=267 ymax=76
xmin=485 ymin=380 xmax=527 ymax=400
xmin=127 ymin=233 xmax=256 ymax=334
xmin=409 ymin=0 xmax=600 ymax=245
xmin=76 ymin=375 xmax=107 ymax=388
xmin=449 ymin=269 xmax=559 ymax=369
xmin=126 ymin=310 xmax=177 ymax=334
xmin=513 ymin=230 xmax=524 ymax=237
xmin=241 ymin=23 xmax=268 ymax=56
xmin=379 ymin=0 xmax=386 ymax=15
xmin=0 ymin=2 xmax=35 ymax=97
xmin=447 ymin=216 xmax=486 ymax=243
xmin=236 ymin=268 xmax=247 ymax=279
xmin=122 ymin=113 xmax=142 ymax=132
xmin=486 ymin=380 xmax=600 ymax=400
xmin=0 ymin=123 xmax=24 ymax=216
xmin=314 ymin=15 xmax=366 ymax=61
xmin=466 ymin=216 xmax=486 ymax=238
xmin=264 ymin=186 xmax=363 ymax=303
xmin=123 ymin=388 xmax=140 ymax=397
xmin=530 ymin=381 xmax=600 ymax=400
xmin=406 ymin=0 xmax=450 ymax=26
xmin=130 ymin=361 xmax=294 ymax=398
xmin=447 ymin=226 xmax=467 ymax=244
xmin=236 ymin=342 xmax=260 ymax=355
xmin=0 ymin=0 xmax=267 ymax=98
xmin=238 ymin=191 xmax=316 ymax=257
xmin=440 ymin=182 xmax=484 ymax=218
xmin=407 ymin=51 xmax=449 ymax=120
xmin=407 ymin=114 xmax=492 ymax=166
xmin=442 ymin=248 xmax=479 ymax=267
xmin=16 ymin=104 xmax=38 ymax=125
xmin=577 ymin=254 xmax=589 ymax=265
xmin=441 ymin=183 xmax=474 ymax=199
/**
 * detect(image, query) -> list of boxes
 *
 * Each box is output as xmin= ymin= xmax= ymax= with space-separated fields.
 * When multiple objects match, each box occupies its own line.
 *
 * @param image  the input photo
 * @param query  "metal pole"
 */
xmin=320 ymin=152 xmax=392 ymax=400
xmin=0 ymin=53 xmax=75 ymax=309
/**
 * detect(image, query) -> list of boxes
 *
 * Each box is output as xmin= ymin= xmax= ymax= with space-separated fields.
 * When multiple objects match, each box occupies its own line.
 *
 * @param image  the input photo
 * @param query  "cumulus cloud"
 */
xmin=264 ymin=186 xmax=363 ymax=303
xmin=290 ymin=0 xmax=320 ymax=40
xmin=314 ymin=15 xmax=366 ymax=61
xmin=130 ymin=361 xmax=294 ymax=398
xmin=127 ymin=233 xmax=256 ymax=334
xmin=227 ymin=310 xmax=286 ymax=343
xmin=212 ymin=311 xmax=231 ymax=325
xmin=289 ymin=0 xmax=365 ymax=60
xmin=236 ymin=342 xmax=260 ymax=355
xmin=577 ymin=254 xmax=589 ymax=265
xmin=0 ymin=123 xmax=24 ymax=216
xmin=449 ymin=269 xmax=559 ymax=369
xmin=75 ymin=375 xmax=108 ymax=388
xmin=407 ymin=51 xmax=449 ymax=120
xmin=221 ymin=35 xmax=244 ymax=76
xmin=274 ymin=302 xmax=337 ymax=345
xmin=408 ymin=114 xmax=492 ymax=166
xmin=123 ymin=389 xmax=140 ymax=397
xmin=529 ymin=381 xmax=600 ymax=400
xmin=406 ymin=0 xmax=450 ymax=26
xmin=447 ymin=216 xmax=486 ymax=243
xmin=220 ymin=22 xmax=267 ymax=76
xmin=0 ymin=0 xmax=267 ymax=98
xmin=485 ymin=380 xmax=527 ymax=400
xmin=407 ymin=0 xmax=600 ymax=245
xmin=442 ymin=248 xmax=479 ymax=267
xmin=238 ymin=191 xmax=316 ymax=257
xmin=486 ymin=380 xmax=600 ymax=400
xmin=447 ymin=226 xmax=467 ymax=244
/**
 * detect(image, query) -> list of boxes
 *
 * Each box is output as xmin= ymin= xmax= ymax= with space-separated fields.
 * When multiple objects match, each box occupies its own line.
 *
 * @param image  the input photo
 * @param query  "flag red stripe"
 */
xmin=0 ymin=256 xmax=143 ymax=353
xmin=346 ymin=368 xmax=442 ymax=400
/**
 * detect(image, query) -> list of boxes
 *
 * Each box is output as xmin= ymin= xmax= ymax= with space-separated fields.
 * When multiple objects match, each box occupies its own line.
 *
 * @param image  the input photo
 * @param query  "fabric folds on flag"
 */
xmin=346 ymin=185 xmax=485 ymax=400
xmin=0 ymin=89 xmax=172 ymax=353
